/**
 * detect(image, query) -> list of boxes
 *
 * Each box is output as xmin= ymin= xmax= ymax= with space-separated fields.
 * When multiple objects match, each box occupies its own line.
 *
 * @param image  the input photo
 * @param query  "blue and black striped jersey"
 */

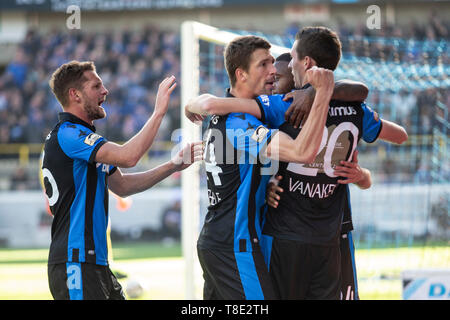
xmin=255 ymin=92 xmax=382 ymax=245
xmin=197 ymin=91 xmax=278 ymax=253
xmin=42 ymin=112 xmax=116 ymax=266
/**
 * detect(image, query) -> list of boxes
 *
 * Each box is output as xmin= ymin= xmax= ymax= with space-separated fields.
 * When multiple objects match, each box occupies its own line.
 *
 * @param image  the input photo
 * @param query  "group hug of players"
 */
xmin=41 ymin=25 xmax=406 ymax=300
xmin=184 ymin=26 xmax=407 ymax=300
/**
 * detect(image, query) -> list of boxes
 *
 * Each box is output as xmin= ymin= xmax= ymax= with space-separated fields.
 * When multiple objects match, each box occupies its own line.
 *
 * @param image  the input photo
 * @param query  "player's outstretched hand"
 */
xmin=304 ymin=66 xmax=334 ymax=92
xmin=266 ymin=175 xmax=284 ymax=208
xmin=171 ymin=141 xmax=204 ymax=171
xmin=283 ymin=86 xmax=315 ymax=128
xmin=154 ymin=75 xmax=177 ymax=116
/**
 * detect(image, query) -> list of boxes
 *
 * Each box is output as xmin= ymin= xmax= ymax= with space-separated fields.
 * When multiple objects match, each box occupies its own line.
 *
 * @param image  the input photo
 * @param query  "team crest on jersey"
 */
xmin=84 ymin=133 xmax=101 ymax=146
xmin=251 ymin=125 xmax=269 ymax=143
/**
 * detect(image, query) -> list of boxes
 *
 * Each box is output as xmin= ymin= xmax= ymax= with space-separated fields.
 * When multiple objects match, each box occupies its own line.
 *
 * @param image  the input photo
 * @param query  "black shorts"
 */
xmin=340 ymin=231 xmax=359 ymax=300
xmin=197 ymin=246 xmax=276 ymax=300
xmin=261 ymin=235 xmax=341 ymax=300
xmin=48 ymin=262 xmax=126 ymax=300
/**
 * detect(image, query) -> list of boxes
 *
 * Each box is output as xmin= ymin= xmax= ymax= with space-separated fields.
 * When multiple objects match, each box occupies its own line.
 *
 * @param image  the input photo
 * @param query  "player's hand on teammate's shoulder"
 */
xmin=170 ymin=141 xmax=204 ymax=171
xmin=305 ymin=66 xmax=334 ymax=92
xmin=154 ymin=75 xmax=177 ymax=116
xmin=283 ymin=87 xmax=315 ymax=128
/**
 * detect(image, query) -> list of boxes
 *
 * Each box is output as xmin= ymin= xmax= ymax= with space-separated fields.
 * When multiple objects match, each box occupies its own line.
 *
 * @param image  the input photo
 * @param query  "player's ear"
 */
xmin=304 ymin=56 xmax=316 ymax=69
xmin=236 ymin=68 xmax=247 ymax=82
xmin=68 ymin=88 xmax=81 ymax=103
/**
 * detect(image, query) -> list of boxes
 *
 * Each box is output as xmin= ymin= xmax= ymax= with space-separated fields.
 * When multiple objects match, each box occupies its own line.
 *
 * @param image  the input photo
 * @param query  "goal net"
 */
xmin=180 ymin=21 xmax=449 ymax=300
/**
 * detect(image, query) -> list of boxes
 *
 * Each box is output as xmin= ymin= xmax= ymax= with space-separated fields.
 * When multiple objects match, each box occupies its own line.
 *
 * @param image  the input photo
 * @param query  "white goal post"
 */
xmin=180 ymin=21 xmax=289 ymax=299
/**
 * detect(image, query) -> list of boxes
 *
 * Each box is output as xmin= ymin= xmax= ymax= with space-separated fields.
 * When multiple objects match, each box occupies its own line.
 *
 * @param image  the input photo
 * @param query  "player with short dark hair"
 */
xmin=43 ymin=60 xmax=203 ymax=300
xmin=294 ymin=26 xmax=342 ymax=71
xmin=224 ymin=35 xmax=272 ymax=88
xmin=189 ymin=35 xmax=335 ymax=300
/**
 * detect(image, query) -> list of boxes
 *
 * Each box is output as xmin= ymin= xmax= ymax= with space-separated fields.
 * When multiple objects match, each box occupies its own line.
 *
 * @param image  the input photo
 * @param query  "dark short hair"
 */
xmin=276 ymin=52 xmax=292 ymax=63
xmin=49 ymin=60 xmax=96 ymax=107
xmin=224 ymin=35 xmax=271 ymax=87
xmin=295 ymin=26 xmax=341 ymax=70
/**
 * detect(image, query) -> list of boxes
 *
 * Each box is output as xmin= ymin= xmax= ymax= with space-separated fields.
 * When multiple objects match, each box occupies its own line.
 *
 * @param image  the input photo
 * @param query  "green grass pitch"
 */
xmin=0 ymin=242 xmax=448 ymax=300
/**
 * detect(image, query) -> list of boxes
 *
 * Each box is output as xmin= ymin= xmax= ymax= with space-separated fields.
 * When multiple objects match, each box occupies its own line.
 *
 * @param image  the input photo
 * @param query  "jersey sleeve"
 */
xmin=361 ymin=103 xmax=383 ymax=143
xmin=226 ymin=113 xmax=278 ymax=159
xmin=57 ymin=122 xmax=107 ymax=164
xmin=255 ymin=94 xmax=291 ymax=129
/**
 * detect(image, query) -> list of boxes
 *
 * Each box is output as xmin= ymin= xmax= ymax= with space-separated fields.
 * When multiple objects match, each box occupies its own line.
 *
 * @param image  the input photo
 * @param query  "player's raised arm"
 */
xmin=95 ymin=76 xmax=177 ymax=168
xmin=264 ymin=66 xmax=333 ymax=163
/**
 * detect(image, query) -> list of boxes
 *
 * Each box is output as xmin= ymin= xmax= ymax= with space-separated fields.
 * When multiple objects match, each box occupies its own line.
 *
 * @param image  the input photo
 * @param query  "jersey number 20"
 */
xmin=287 ymin=122 xmax=359 ymax=178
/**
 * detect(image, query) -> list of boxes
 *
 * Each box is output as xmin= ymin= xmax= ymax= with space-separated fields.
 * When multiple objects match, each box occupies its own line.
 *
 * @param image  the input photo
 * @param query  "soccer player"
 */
xmin=188 ymin=35 xmax=334 ymax=300
xmin=265 ymin=49 xmax=406 ymax=300
xmin=186 ymin=27 xmax=407 ymax=300
xmin=42 ymin=61 xmax=203 ymax=300
xmin=273 ymin=53 xmax=295 ymax=95
xmin=267 ymin=52 xmax=371 ymax=300
xmin=40 ymin=149 xmax=130 ymax=282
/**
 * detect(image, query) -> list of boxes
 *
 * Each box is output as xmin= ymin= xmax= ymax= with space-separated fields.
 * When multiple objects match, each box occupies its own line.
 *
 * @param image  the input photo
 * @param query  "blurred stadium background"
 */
xmin=0 ymin=0 xmax=448 ymax=300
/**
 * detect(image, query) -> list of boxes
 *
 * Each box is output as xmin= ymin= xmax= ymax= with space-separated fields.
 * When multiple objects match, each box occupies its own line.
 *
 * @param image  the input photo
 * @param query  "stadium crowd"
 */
xmin=0 ymin=15 xmax=448 ymax=189
xmin=0 ymin=25 xmax=181 ymax=145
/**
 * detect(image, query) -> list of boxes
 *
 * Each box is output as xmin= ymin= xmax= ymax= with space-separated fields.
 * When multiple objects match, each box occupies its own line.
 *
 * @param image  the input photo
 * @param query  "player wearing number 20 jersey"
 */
xmin=256 ymin=88 xmax=382 ymax=299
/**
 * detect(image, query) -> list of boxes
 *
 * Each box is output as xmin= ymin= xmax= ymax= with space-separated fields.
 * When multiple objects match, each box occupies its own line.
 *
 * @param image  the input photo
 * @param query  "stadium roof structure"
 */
xmin=1 ymin=0 xmax=448 ymax=12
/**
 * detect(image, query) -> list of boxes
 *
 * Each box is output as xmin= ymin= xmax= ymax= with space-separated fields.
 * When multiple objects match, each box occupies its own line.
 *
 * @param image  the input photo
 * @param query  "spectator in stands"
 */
xmin=5 ymin=48 xmax=28 ymax=89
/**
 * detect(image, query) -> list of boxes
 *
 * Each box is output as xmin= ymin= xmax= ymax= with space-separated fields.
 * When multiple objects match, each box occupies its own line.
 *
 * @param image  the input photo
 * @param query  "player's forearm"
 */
xmin=186 ymin=94 xmax=215 ymax=116
xmin=95 ymin=111 xmax=165 ymax=168
xmin=116 ymin=161 xmax=177 ymax=197
xmin=299 ymin=80 xmax=367 ymax=106
xmin=355 ymin=168 xmax=372 ymax=189
xmin=332 ymin=80 xmax=369 ymax=102
xmin=292 ymin=87 xmax=332 ymax=162
xmin=119 ymin=112 xmax=165 ymax=167
xmin=187 ymin=94 xmax=262 ymax=118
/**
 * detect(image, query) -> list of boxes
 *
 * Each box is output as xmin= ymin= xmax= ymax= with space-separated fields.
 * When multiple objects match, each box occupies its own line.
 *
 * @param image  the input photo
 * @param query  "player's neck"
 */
xmin=230 ymin=85 xmax=256 ymax=99
xmin=63 ymin=105 xmax=94 ymax=126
